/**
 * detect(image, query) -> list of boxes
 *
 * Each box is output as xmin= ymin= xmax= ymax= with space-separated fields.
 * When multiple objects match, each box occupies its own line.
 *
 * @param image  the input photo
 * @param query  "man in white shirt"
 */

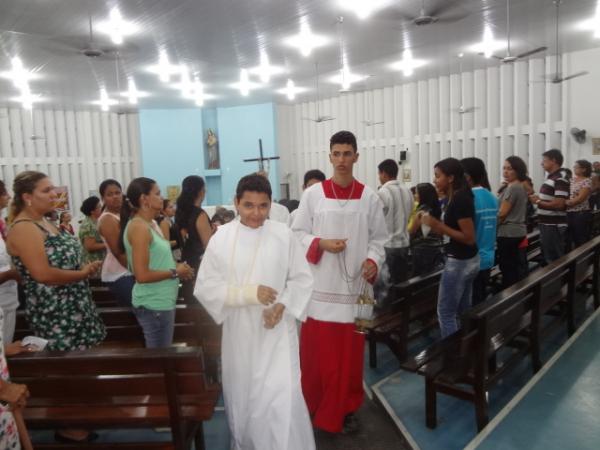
xmin=377 ymin=159 xmax=414 ymax=283
xmin=288 ymin=170 xmax=326 ymax=227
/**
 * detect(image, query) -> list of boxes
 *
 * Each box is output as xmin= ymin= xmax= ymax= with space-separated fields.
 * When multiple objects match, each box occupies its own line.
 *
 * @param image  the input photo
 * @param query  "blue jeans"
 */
xmin=539 ymin=224 xmax=567 ymax=265
xmin=437 ymin=254 xmax=480 ymax=338
xmin=133 ymin=306 xmax=175 ymax=348
xmin=107 ymin=275 xmax=135 ymax=307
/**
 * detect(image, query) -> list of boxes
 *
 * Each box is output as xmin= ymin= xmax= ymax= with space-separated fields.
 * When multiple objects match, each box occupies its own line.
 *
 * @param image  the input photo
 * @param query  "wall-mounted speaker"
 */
xmin=399 ymin=150 xmax=407 ymax=165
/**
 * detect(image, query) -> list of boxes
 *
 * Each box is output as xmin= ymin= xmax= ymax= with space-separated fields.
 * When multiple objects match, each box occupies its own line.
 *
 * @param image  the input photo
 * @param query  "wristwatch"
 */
xmin=169 ymin=268 xmax=178 ymax=279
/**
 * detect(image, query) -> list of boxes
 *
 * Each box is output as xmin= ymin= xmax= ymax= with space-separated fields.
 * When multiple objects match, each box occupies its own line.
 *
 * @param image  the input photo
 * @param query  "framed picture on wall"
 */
xmin=53 ymin=186 xmax=70 ymax=212
xmin=593 ymin=138 xmax=600 ymax=155
xmin=403 ymin=168 xmax=411 ymax=183
xmin=166 ymin=185 xmax=181 ymax=202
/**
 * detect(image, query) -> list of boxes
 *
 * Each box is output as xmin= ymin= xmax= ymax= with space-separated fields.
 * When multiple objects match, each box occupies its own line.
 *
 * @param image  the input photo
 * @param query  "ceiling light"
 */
xmin=278 ymin=79 xmax=306 ymax=101
xmin=469 ymin=24 xmax=505 ymax=56
xmin=283 ymin=17 xmax=329 ymax=57
xmin=93 ymin=88 xmax=118 ymax=112
xmin=329 ymin=63 xmax=366 ymax=87
xmin=230 ymin=69 xmax=260 ymax=96
xmin=338 ymin=0 xmax=388 ymax=20
xmin=249 ymin=50 xmax=284 ymax=83
xmin=148 ymin=50 xmax=180 ymax=83
xmin=1 ymin=57 xmax=37 ymax=90
xmin=390 ymin=48 xmax=426 ymax=77
xmin=97 ymin=7 xmax=137 ymax=45
xmin=126 ymin=77 xmax=138 ymax=104
xmin=11 ymin=90 xmax=41 ymax=110
xmin=193 ymin=77 xmax=204 ymax=106
xmin=179 ymin=65 xmax=194 ymax=99
xmin=577 ymin=2 xmax=600 ymax=38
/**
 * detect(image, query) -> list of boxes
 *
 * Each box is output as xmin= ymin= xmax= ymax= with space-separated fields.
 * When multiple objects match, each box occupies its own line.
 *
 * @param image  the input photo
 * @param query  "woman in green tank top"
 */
xmin=119 ymin=178 xmax=194 ymax=348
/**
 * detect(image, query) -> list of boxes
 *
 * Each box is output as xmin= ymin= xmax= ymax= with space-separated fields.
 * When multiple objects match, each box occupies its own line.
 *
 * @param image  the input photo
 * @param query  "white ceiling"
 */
xmin=0 ymin=0 xmax=599 ymax=110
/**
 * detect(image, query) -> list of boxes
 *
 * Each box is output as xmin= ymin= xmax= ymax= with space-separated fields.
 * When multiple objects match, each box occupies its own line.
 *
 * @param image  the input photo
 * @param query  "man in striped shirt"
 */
xmin=530 ymin=149 xmax=570 ymax=264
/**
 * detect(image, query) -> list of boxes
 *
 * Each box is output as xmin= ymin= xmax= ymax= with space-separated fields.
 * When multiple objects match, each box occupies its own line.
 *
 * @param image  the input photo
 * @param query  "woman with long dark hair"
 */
xmin=175 ymin=176 xmax=212 ymax=303
xmin=461 ymin=157 xmax=498 ymax=305
xmin=408 ymin=183 xmax=444 ymax=276
xmin=497 ymin=156 xmax=530 ymax=288
xmin=421 ymin=158 xmax=479 ymax=338
xmin=97 ymin=179 xmax=135 ymax=307
xmin=120 ymin=178 xmax=194 ymax=348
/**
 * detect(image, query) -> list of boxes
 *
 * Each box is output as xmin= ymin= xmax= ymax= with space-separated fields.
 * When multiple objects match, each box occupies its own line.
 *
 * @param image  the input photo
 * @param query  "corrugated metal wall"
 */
xmin=0 ymin=108 xmax=141 ymax=215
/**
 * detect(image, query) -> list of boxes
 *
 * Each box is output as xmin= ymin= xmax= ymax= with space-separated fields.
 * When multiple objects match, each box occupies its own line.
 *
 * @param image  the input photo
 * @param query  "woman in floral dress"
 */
xmin=6 ymin=171 xmax=105 ymax=352
xmin=78 ymin=196 xmax=106 ymax=265
xmin=0 ymin=307 xmax=29 ymax=450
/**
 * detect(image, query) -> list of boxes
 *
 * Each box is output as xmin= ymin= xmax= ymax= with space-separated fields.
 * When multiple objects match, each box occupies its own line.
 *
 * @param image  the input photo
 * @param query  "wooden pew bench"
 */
xmin=14 ymin=305 xmax=222 ymax=383
xmin=9 ymin=346 xmax=220 ymax=450
xmin=366 ymin=270 xmax=442 ymax=368
xmin=402 ymin=236 xmax=600 ymax=431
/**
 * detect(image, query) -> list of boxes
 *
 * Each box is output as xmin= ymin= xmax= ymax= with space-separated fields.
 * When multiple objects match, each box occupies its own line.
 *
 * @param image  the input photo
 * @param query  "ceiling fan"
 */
xmin=302 ymin=63 xmax=335 ymax=123
xmin=542 ymin=0 xmax=588 ymax=84
xmin=452 ymin=106 xmax=479 ymax=115
xmin=375 ymin=0 xmax=468 ymax=29
xmin=362 ymin=120 xmax=384 ymax=127
xmin=411 ymin=0 xmax=460 ymax=26
xmin=486 ymin=0 xmax=547 ymax=63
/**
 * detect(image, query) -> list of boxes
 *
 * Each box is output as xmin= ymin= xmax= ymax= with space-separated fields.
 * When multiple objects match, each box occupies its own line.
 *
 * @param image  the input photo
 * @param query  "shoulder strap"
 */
xmin=11 ymin=219 xmax=50 ymax=235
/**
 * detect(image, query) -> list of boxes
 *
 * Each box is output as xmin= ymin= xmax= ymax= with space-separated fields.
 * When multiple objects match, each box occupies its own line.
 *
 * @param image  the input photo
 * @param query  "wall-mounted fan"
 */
xmin=570 ymin=128 xmax=586 ymax=144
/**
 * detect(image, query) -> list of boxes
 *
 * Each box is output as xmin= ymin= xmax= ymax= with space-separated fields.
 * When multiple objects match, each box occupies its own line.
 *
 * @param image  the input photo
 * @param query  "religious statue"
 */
xmin=206 ymin=128 xmax=220 ymax=169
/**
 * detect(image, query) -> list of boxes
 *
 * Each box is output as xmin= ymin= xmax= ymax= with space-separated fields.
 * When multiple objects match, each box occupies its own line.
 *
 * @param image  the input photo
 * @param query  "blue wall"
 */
xmin=138 ymin=103 xmax=280 ymax=207
xmin=138 ymin=109 xmax=205 ymax=192
xmin=217 ymin=102 xmax=280 ymax=203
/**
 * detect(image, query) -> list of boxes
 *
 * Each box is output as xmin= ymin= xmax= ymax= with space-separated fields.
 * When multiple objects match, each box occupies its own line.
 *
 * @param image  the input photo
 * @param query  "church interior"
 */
xmin=1 ymin=0 xmax=600 ymax=449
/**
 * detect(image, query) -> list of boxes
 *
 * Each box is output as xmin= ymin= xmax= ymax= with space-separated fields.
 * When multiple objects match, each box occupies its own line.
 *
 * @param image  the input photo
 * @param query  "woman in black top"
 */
xmin=421 ymin=158 xmax=479 ymax=338
xmin=175 ymin=176 xmax=212 ymax=304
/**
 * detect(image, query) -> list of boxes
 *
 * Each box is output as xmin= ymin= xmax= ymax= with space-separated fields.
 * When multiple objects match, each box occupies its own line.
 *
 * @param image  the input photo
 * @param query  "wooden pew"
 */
xmin=367 ymin=231 xmax=543 ymax=369
xmin=14 ymin=305 xmax=222 ymax=383
xmin=9 ymin=346 xmax=220 ymax=450
xmin=366 ymin=270 xmax=441 ymax=368
xmin=402 ymin=235 xmax=600 ymax=431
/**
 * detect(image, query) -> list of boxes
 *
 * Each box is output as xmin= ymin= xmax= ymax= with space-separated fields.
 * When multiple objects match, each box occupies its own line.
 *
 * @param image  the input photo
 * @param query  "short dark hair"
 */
xmin=505 ymin=156 xmax=529 ymax=181
xmin=330 ymin=130 xmax=357 ymax=152
xmin=236 ymin=174 xmax=272 ymax=201
xmin=80 ymin=196 xmax=101 ymax=216
xmin=460 ymin=157 xmax=491 ymax=190
xmin=542 ymin=148 xmax=563 ymax=166
xmin=303 ymin=169 xmax=326 ymax=187
xmin=0 ymin=180 xmax=6 ymax=196
xmin=575 ymin=159 xmax=592 ymax=177
xmin=378 ymin=159 xmax=399 ymax=179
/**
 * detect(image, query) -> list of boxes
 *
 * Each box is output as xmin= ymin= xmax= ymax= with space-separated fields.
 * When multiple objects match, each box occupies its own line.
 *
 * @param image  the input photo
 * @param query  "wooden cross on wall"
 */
xmin=243 ymin=139 xmax=280 ymax=172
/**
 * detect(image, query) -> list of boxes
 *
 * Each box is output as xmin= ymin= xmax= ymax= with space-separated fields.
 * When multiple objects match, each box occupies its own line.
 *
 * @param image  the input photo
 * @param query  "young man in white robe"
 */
xmin=195 ymin=174 xmax=315 ymax=450
xmin=292 ymin=130 xmax=388 ymax=434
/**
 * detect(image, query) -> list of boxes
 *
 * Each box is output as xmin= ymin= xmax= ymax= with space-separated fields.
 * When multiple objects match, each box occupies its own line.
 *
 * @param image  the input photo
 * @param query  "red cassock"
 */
xmin=291 ymin=179 xmax=389 ymax=433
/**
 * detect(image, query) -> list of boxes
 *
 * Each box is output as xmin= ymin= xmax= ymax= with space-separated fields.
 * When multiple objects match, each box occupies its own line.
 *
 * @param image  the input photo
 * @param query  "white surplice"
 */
xmin=291 ymin=179 xmax=388 ymax=323
xmin=194 ymin=219 xmax=315 ymax=450
xmin=269 ymin=201 xmax=290 ymax=224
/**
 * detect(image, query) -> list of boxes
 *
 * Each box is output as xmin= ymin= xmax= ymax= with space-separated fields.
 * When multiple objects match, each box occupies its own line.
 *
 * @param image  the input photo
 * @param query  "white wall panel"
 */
xmin=0 ymin=108 xmax=140 ymax=218
xmin=277 ymin=52 xmax=590 ymax=200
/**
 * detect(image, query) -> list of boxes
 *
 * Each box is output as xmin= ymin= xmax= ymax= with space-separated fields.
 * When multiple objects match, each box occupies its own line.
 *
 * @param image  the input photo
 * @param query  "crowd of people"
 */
xmin=0 ymin=129 xmax=598 ymax=448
